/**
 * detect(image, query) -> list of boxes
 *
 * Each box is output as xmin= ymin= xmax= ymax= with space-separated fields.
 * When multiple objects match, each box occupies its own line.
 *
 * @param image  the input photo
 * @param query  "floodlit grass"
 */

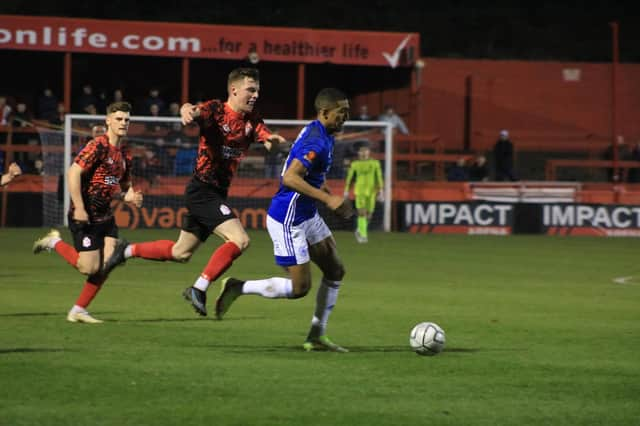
xmin=1 ymin=228 xmax=639 ymax=425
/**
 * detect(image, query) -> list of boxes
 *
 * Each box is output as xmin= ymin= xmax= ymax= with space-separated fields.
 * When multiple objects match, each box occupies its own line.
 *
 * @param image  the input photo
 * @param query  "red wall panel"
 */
xmin=412 ymin=58 xmax=640 ymax=153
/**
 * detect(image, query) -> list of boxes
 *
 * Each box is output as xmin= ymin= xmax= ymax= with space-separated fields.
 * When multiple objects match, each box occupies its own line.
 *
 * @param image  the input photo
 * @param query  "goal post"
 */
xmin=50 ymin=114 xmax=393 ymax=231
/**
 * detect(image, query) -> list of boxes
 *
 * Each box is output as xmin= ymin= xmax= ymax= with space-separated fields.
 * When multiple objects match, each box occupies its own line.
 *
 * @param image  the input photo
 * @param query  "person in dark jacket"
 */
xmin=493 ymin=130 xmax=517 ymax=181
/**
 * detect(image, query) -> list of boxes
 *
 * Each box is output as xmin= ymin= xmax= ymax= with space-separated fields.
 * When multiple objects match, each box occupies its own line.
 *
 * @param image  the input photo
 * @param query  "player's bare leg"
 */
xmin=66 ymin=241 xmax=111 ymax=324
xmin=303 ymin=236 xmax=348 ymax=352
xmin=33 ymin=229 xmax=108 ymax=323
xmin=104 ymin=229 xmax=200 ymax=275
xmin=171 ymin=230 xmax=202 ymax=261
xmin=184 ymin=219 xmax=247 ymax=316
xmin=215 ymin=262 xmax=307 ymax=320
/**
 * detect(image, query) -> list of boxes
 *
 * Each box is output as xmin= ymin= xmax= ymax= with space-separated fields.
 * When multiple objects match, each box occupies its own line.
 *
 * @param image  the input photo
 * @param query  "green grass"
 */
xmin=1 ymin=228 xmax=639 ymax=426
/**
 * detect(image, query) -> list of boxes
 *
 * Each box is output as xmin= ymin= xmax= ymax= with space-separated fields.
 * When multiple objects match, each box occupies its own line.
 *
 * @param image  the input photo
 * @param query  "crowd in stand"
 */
xmin=0 ymin=85 xmax=182 ymax=129
xmin=0 ymin=86 xmax=191 ymax=179
xmin=3 ymin=89 xmax=640 ymax=183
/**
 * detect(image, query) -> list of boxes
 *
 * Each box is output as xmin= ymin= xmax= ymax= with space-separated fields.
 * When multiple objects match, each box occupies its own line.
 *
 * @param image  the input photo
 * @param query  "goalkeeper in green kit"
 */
xmin=344 ymin=144 xmax=384 ymax=243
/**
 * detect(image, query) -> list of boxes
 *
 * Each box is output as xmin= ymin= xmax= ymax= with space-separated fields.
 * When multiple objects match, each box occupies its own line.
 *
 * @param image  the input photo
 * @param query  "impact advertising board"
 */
xmin=400 ymin=202 xmax=514 ymax=235
xmin=399 ymin=201 xmax=640 ymax=237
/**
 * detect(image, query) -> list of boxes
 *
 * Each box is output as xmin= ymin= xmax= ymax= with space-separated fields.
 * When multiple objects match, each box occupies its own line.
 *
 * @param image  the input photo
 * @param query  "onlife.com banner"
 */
xmin=400 ymin=202 xmax=514 ymax=235
xmin=542 ymin=203 xmax=640 ymax=237
xmin=0 ymin=15 xmax=419 ymax=67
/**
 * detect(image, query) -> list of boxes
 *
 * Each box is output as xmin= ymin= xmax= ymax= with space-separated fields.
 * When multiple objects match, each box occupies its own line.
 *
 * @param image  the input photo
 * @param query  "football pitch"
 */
xmin=1 ymin=228 xmax=639 ymax=426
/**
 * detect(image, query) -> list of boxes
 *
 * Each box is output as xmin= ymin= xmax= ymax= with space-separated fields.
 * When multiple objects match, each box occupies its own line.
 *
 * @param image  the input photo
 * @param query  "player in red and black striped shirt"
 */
xmin=105 ymin=68 xmax=286 ymax=316
xmin=33 ymin=102 xmax=143 ymax=323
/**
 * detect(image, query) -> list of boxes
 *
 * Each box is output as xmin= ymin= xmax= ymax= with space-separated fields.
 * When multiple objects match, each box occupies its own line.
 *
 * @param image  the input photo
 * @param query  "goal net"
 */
xmin=36 ymin=127 xmax=66 ymax=227
xmin=41 ymin=115 xmax=393 ymax=232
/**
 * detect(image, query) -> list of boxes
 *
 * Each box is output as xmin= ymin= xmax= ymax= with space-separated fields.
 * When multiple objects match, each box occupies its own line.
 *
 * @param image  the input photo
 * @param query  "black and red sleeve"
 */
xmin=74 ymin=139 xmax=106 ymax=171
xmin=196 ymin=99 xmax=224 ymax=129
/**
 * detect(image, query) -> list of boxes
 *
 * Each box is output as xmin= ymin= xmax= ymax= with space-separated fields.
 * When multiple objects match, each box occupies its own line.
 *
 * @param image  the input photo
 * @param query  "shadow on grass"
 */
xmin=198 ymin=345 xmax=482 ymax=354
xmin=210 ymin=345 xmax=305 ymax=353
xmin=0 ymin=311 xmax=120 ymax=318
xmin=0 ymin=312 xmax=63 ymax=317
xmin=114 ymin=317 xmax=207 ymax=323
xmin=443 ymin=347 xmax=481 ymax=353
xmin=348 ymin=346 xmax=480 ymax=353
xmin=0 ymin=348 xmax=70 ymax=354
xmin=114 ymin=315 xmax=267 ymax=323
xmin=0 ymin=273 xmax=22 ymax=278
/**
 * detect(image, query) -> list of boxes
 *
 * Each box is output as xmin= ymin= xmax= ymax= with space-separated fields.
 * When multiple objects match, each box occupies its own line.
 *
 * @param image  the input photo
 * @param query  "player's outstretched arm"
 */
xmin=264 ymin=134 xmax=286 ymax=152
xmin=180 ymin=103 xmax=200 ymax=125
xmin=1 ymin=162 xmax=21 ymax=186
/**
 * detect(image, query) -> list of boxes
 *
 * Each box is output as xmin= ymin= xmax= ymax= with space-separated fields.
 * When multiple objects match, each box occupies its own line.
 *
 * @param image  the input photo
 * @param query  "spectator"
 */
xmin=33 ymin=158 xmax=44 ymax=176
xmin=378 ymin=104 xmax=409 ymax=135
xmin=356 ymin=105 xmax=371 ymax=121
xmin=493 ymin=129 xmax=517 ymax=181
xmin=83 ymin=104 xmax=98 ymax=116
xmin=0 ymin=96 xmax=12 ymax=125
xmin=447 ymin=157 xmax=470 ymax=182
xmin=604 ymin=136 xmax=628 ymax=182
xmin=112 ymin=88 xmax=125 ymax=104
xmin=145 ymin=103 xmax=163 ymax=132
xmin=10 ymin=102 xmax=34 ymax=148
xmin=11 ymin=102 xmax=34 ymax=127
xmin=167 ymin=102 xmax=182 ymax=138
xmin=91 ymin=125 xmax=107 ymax=138
xmin=469 ymin=154 xmax=489 ymax=181
xmin=50 ymin=102 xmax=67 ymax=126
xmin=151 ymin=137 xmax=171 ymax=174
xmin=142 ymin=139 xmax=170 ymax=183
xmin=95 ymin=89 xmax=108 ymax=113
xmin=174 ymin=141 xmax=197 ymax=175
xmin=74 ymin=84 xmax=97 ymax=113
xmin=143 ymin=88 xmax=166 ymax=115
xmin=628 ymin=141 xmax=640 ymax=183
xmin=168 ymin=102 xmax=180 ymax=117
xmin=36 ymin=88 xmax=58 ymax=122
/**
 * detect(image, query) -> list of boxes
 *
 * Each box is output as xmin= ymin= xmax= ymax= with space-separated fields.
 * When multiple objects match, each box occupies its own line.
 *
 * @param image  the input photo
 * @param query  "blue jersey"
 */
xmin=268 ymin=120 xmax=334 ymax=225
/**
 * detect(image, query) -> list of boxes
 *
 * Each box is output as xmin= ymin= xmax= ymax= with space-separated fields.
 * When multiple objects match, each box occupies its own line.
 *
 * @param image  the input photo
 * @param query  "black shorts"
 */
xmin=182 ymin=178 xmax=237 ymax=242
xmin=68 ymin=216 xmax=119 ymax=252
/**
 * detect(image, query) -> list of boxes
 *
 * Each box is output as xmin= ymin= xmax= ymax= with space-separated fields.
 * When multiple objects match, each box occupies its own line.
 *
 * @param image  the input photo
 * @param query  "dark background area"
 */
xmin=1 ymin=1 xmax=638 ymax=125
xmin=1 ymin=0 xmax=639 ymax=62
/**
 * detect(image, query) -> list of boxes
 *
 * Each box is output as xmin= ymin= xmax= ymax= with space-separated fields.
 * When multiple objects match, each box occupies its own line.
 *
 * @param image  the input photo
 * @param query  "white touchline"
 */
xmin=612 ymin=276 xmax=634 ymax=284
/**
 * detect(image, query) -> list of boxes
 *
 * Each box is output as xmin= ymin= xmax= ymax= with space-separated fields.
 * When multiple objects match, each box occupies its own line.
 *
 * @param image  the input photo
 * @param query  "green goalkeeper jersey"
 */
xmin=344 ymin=159 xmax=383 ymax=195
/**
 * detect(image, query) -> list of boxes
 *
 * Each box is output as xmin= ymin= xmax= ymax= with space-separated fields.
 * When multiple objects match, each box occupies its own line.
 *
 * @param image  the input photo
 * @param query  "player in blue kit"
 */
xmin=214 ymin=88 xmax=354 ymax=352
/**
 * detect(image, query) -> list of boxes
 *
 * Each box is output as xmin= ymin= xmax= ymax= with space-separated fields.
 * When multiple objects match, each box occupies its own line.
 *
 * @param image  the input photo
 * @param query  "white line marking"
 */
xmin=612 ymin=276 xmax=634 ymax=284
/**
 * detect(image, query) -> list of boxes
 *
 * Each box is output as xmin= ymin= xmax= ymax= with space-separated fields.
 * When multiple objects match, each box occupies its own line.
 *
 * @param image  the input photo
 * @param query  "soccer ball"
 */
xmin=409 ymin=322 xmax=445 ymax=356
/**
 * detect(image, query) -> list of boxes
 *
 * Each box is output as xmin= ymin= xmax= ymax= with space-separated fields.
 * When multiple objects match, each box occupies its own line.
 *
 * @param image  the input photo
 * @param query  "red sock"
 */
xmin=74 ymin=274 xmax=106 ymax=309
xmin=201 ymin=242 xmax=242 ymax=282
xmin=131 ymin=240 xmax=174 ymax=260
xmin=54 ymin=240 xmax=79 ymax=268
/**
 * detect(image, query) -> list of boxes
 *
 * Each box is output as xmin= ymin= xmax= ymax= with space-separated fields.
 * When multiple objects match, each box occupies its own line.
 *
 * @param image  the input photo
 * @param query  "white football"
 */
xmin=409 ymin=322 xmax=445 ymax=356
